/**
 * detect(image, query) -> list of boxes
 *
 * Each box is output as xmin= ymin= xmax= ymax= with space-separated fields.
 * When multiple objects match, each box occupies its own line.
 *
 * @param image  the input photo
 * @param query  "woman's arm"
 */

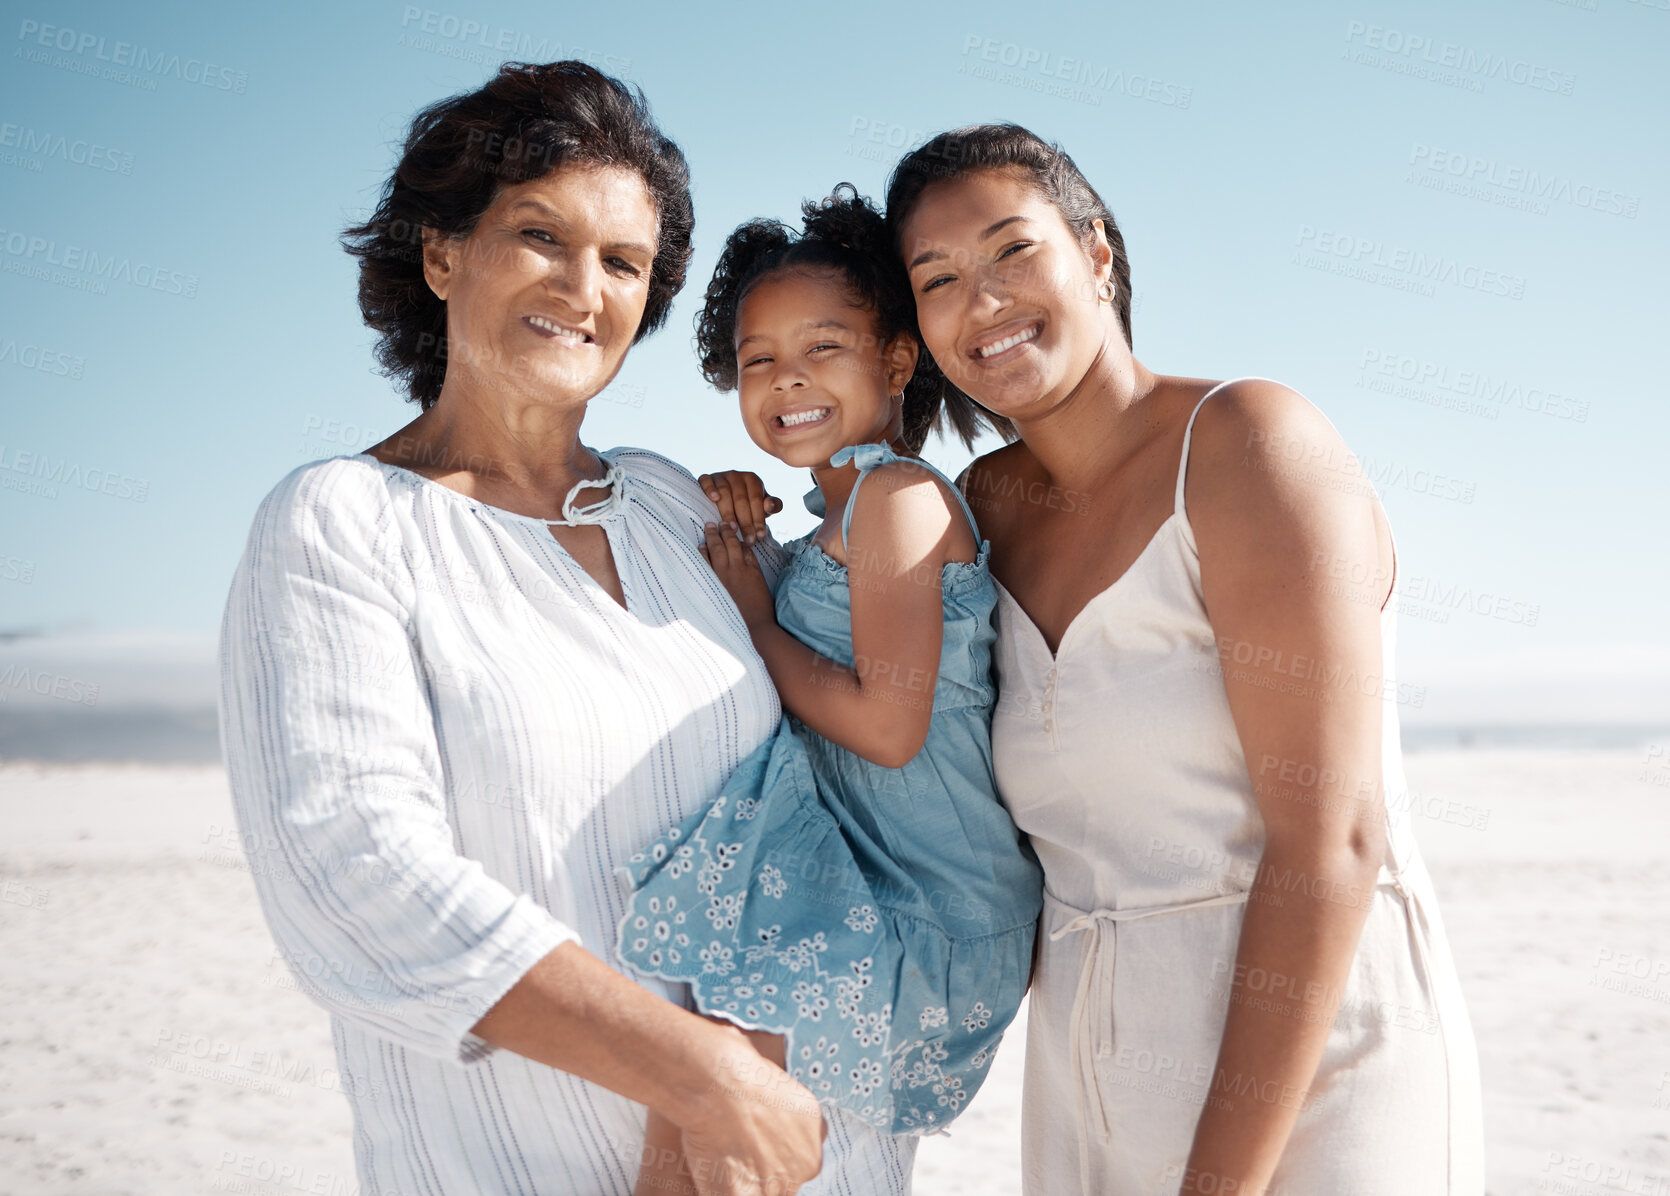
xmin=472 ymin=944 xmax=823 ymax=1195
xmin=219 ymin=465 xmax=577 ymax=1060
xmin=700 ymin=461 xmax=964 ymax=769
xmin=1177 ymin=383 xmax=1393 ymax=1195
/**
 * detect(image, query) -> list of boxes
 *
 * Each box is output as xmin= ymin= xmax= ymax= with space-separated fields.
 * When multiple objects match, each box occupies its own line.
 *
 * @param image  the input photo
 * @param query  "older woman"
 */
xmin=883 ymin=126 xmax=1486 ymax=1195
xmin=218 ymin=63 xmax=909 ymax=1196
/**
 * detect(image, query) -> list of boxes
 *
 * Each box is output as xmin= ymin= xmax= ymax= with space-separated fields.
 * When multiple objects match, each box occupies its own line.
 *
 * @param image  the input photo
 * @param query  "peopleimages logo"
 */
xmin=0 ymin=123 xmax=135 ymax=174
xmin=1294 ymin=226 xmax=1526 ymax=301
xmin=1341 ymin=21 xmax=1576 ymax=95
xmin=1408 ymin=144 xmax=1639 ymax=219
xmin=0 ymin=339 xmax=86 ymax=380
xmin=15 ymin=19 xmax=248 ymax=93
xmin=1357 ymin=349 xmax=1589 ymax=423
xmin=395 ymin=8 xmax=631 ymax=73
xmin=0 ymin=444 xmax=149 ymax=502
xmin=0 ymin=228 xmax=198 ymax=297
xmin=958 ymin=34 xmax=1193 ymax=109
xmin=0 ymin=665 xmax=99 ymax=706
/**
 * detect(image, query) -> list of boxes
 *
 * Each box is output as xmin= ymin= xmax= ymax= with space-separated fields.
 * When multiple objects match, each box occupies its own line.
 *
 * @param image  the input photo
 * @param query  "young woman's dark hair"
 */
xmin=885 ymin=122 xmax=1134 ymax=354
xmin=342 ymin=60 xmax=694 ymax=409
xmin=694 ymin=184 xmax=1002 ymax=454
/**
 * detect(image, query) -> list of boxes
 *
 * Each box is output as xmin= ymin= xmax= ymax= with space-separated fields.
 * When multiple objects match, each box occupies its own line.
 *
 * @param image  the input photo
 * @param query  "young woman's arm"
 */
xmin=1177 ymin=380 xmax=1394 ymax=1195
xmin=700 ymin=460 xmax=968 ymax=768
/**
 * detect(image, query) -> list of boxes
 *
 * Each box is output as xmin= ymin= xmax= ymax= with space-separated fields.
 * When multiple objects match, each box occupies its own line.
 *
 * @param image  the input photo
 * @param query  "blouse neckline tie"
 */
xmin=548 ymin=461 xmax=627 ymax=526
xmin=478 ymin=460 xmax=628 ymax=528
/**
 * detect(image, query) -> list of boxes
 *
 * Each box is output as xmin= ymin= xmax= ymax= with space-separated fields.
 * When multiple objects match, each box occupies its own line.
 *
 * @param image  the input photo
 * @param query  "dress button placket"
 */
xmin=1042 ymin=663 xmax=1058 ymax=743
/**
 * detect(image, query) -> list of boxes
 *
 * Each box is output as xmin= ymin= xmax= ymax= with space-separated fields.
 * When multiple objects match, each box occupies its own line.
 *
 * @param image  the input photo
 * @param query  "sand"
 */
xmin=2 ymin=747 xmax=1667 ymax=1195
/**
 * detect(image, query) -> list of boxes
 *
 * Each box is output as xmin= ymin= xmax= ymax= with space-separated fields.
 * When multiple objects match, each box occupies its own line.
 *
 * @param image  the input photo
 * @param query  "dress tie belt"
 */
xmin=1045 ymin=864 xmax=1435 ymax=1192
xmin=1044 ymin=886 xmax=1252 ymax=1188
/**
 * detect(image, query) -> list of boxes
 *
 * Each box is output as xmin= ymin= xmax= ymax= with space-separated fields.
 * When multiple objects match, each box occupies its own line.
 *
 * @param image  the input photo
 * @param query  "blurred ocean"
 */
xmin=0 ymin=705 xmax=223 ymax=763
xmin=1399 ymin=723 xmax=1670 ymax=752
xmin=0 ymin=702 xmax=1664 ymax=764
xmin=2 ymin=600 xmax=1666 ymax=767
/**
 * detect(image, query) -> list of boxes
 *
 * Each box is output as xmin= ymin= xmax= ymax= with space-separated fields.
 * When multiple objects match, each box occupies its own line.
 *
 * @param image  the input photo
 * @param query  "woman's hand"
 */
xmin=673 ymin=1024 xmax=825 ymax=1195
xmin=470 ymin=944 xmax=821 ymax=1196
xmin=700 ymin=520 xmax=776 ymax=631
xmin=699 ymin=471 xmax=782 ymax=545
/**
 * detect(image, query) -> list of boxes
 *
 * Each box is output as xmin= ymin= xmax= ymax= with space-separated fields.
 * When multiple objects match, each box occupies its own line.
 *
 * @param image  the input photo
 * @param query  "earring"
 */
xmin=1098 ymin=280 xmax=1115 ymax=303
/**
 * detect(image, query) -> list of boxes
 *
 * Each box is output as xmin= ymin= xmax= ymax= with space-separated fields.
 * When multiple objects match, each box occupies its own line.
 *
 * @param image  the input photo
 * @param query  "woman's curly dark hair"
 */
xmin=694 ymin=184 xmax=1005 ymax=454
xmin=342 ymin=60 xmax=694 ymax=409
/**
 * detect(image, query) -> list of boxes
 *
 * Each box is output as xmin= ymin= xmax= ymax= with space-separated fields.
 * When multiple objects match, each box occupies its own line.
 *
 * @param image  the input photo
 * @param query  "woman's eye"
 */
xmin=997 ymin=242 xmax=1032 ymax=259
xmin=921 ymin=274 xmax=954 ymax=293
xmin=606 ymin=257 xmax=642 ymax=277
xmin=522 ymin=228 xmax=555 ymax=244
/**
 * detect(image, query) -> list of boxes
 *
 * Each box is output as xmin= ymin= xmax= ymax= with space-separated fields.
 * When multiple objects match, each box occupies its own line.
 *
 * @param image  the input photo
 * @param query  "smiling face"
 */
xmin=421 ymin=164 xmax=658 ymax=412
xmin=900 ymin=166 xmax=1116 ymax=423
xmin=732 ymin=267 xmax=917 ymax=469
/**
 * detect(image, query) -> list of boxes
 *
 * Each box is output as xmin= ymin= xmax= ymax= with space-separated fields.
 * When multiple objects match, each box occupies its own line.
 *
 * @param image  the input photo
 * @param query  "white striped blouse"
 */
xmin=217 ymin=447 xmax=917 ymax=1195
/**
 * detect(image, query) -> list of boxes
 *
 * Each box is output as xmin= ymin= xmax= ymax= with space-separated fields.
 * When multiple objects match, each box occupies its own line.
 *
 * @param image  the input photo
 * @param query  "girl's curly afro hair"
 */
xmin=694 ymin=184 xmax=1008 ymax=453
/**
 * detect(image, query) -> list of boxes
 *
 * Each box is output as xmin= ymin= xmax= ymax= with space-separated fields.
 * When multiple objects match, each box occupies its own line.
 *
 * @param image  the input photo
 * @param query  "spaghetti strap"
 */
xmin=835 ymin=443 xmax=986 ymax=553
xmin=1170 ymin=377 xmax=1398 ymax=607
xmin=1172 ymin=377 xmax=1276 ymax=518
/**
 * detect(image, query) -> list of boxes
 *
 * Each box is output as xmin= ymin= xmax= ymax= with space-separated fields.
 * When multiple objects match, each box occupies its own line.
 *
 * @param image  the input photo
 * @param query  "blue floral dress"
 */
xmin=616 ymin=443 xmax=1043 ymax=1135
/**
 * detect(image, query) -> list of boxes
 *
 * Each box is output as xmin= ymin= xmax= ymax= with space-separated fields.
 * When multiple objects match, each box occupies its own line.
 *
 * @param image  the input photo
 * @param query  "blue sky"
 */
xmin=2 ymin=0 xmax=1666 ymax=723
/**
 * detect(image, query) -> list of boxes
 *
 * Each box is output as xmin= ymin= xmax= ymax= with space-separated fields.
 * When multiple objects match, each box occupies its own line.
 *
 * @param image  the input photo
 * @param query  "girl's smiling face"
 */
xmin=733 ymin=267 xmax=918 ymax=469
xmin=900 ymin=166 xmax=1114 ymax=423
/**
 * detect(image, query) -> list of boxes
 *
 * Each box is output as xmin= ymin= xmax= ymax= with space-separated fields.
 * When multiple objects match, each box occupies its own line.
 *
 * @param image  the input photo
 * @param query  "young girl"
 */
xmin=616 ymin=186 xmax=1043 ymax=1191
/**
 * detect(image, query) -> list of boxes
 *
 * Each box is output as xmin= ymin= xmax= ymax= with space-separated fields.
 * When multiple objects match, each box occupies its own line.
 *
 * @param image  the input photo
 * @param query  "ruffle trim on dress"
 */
xmin=785 ymin=534 xmax=993 ymax=597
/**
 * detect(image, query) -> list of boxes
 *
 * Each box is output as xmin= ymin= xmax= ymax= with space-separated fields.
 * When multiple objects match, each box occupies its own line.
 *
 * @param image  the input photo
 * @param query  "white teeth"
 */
xmin=977 ymin=325 xmax=1039 ymax=358
xmin=528 ymin=315 xmax=586 ymax=342
xmin=779 ymin=408 xmax=830 ymax=428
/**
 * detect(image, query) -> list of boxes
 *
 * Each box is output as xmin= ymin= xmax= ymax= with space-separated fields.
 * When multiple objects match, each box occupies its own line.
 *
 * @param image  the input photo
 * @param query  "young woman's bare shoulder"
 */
xmin=1188 ymin=377 xmax=1337 ymax=468
xmin=955 ymin=441 xmax=1038 ymax=530
xmin=962 ymin=439 xmax=1036 ymax=481
xmin=1185 ymin=377 xmax=1365 ymax=524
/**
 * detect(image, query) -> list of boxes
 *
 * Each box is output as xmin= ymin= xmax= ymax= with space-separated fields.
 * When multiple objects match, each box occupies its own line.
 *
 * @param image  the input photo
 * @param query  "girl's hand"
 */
xmin=698 ymin=471 xmax=782 ymax=545
xmin=700 ymin=521 xmax=776 ymax=631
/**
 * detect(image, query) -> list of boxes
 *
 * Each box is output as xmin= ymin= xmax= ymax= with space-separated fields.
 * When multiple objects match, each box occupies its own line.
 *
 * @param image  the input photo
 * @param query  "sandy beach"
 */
xmin=2 ymin=746 xmax=1667 ymax=1195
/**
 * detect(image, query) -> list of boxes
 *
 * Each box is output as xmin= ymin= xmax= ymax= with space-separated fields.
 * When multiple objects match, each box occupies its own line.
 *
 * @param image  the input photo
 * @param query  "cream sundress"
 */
xmin=991 ymin=381 xmax=1486 ymax=1195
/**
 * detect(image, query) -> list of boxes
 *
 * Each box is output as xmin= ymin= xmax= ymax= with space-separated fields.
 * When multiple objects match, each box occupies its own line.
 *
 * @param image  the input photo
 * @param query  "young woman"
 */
xmin=884 ymin=125 xmax=1485 ymax=1195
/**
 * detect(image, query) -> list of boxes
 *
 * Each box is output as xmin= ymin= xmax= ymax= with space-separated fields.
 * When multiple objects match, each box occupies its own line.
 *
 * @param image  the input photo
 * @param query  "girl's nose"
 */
xmin=771 ymin=365 xmax=810 ymax=391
